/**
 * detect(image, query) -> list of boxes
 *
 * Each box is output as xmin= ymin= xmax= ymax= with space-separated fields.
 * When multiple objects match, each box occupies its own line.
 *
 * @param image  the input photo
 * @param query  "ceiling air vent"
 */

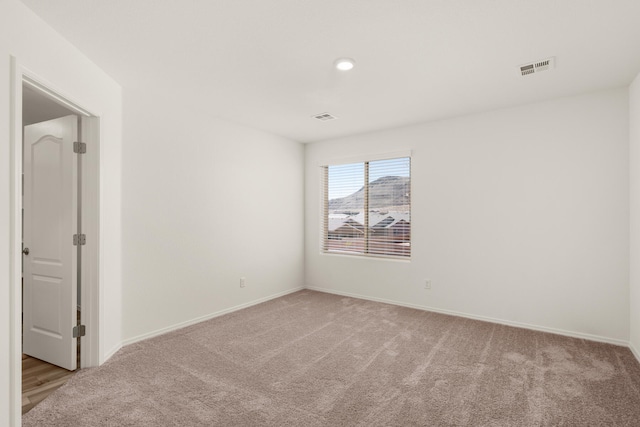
xmin=312 ymin=112 xmax=338 ymax=121
xmin=520 ymin=57 xmax=555 ymax=76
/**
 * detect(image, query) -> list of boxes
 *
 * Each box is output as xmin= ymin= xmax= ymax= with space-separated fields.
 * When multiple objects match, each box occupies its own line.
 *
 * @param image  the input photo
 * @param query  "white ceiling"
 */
xmin=19 ymin=0 xmax=640 ymax=143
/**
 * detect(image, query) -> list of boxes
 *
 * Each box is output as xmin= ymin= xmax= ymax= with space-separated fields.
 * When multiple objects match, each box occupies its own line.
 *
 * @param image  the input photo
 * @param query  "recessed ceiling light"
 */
xmin=334 ymin=58 xmax=355 ymax=71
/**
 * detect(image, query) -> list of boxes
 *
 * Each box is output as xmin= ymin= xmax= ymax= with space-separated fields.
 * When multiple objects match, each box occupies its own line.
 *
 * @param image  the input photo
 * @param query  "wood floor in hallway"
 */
xmin=22 ymin=308 xmax=81 ymax=414
xmin=22 ymin=354 xmax=76 ymax=415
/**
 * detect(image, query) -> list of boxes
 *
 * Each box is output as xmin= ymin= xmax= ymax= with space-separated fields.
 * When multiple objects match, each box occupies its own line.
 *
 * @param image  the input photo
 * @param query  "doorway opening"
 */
xmin=18 ymin=76 xmax=99 ymax=415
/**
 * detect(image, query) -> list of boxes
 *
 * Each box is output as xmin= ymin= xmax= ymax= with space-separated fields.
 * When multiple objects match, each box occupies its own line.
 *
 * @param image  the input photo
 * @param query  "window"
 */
xmin=322 ymin=156 xmax=411 ymax=258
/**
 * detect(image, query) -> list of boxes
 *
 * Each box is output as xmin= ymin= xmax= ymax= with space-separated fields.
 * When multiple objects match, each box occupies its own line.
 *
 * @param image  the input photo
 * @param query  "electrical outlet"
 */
xmin=240 ymin=277 xmax=246 ymax=288
xmin=424 ymin=279 xmax=431 ymax=290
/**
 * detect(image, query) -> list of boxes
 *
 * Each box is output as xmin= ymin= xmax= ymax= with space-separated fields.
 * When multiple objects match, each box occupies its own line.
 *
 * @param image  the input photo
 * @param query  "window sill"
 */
xmin=320 ymin=250 xmax=411 ymax=263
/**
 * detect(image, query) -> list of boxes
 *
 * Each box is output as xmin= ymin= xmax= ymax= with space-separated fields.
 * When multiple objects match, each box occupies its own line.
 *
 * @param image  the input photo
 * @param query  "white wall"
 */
xmin=121 ymin=87 xmax=305 ymax=342
xmin=630 ymin=73 xmax=640 ymax=361
xmin=0 ymin=0 xmax=123 ymax=425
xmin=306 ymin=88 xmax=630 ymax=344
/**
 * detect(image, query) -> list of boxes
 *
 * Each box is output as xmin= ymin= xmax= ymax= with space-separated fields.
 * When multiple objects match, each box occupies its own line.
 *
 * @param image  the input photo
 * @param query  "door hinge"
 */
xmin=73 ymin=234 xmax=86 ymax=246
xmin=73 ymin=141 xmax=86 ymax=154
xmin=73 ymin=324 xmax=86 ymax=338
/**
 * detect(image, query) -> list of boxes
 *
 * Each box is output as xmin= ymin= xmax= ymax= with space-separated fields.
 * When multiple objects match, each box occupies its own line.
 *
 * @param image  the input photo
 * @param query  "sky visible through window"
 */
xmin=328 ymin=158 xmax=410 ymax=200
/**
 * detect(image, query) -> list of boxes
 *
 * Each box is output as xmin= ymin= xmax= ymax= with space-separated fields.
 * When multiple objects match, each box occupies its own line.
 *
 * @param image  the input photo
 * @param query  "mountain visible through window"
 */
xmin=323 ymin=157 xmax=411 ymax=258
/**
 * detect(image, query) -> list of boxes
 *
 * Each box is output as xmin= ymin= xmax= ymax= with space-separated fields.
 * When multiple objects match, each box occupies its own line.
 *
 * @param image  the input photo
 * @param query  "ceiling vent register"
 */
xmin=520 ymin=57 xmax=555 ymax=76
xmin=312 ymin=112 xmax=338 ymax=121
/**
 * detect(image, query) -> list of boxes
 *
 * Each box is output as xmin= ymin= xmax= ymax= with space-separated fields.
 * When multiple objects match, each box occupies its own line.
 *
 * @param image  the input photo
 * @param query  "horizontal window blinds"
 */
xmin=322 ymin=157 xmax=411 ymax=258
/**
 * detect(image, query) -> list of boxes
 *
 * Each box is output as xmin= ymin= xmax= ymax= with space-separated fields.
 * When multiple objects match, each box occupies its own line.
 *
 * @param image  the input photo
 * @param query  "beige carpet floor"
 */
xmin=23 ymin=290 xmax=640 ymax=426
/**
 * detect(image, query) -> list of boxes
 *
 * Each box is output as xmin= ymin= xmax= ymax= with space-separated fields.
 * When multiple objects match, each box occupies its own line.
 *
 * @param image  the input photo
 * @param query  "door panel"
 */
xmin=23 ymin=115 xmax=78 ymax=371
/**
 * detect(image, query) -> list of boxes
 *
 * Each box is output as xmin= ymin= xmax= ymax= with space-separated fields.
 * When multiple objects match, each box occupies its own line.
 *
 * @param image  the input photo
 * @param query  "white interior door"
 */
xmin=23 ymin=115 xmax=78 ymax=371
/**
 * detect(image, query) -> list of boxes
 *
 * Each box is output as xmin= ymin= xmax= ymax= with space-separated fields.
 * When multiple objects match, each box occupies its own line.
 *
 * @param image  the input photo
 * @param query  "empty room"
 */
xmin=2 ymin=0 xmax=640 ymax=426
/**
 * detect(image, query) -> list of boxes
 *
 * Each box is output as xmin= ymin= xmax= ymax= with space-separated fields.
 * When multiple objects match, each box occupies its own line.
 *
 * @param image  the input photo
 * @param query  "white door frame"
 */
xmin=9 ymin=57 xmax=101 ymax=424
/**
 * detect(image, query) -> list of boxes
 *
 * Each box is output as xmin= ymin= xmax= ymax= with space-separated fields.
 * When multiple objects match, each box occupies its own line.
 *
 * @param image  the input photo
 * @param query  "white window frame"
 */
xmin=320 ymin=151 xmax=412 ymax=260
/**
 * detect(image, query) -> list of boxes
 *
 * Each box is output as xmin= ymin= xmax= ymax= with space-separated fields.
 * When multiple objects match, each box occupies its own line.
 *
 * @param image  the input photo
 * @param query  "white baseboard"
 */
xmin=122 ymin=287 xmax=305 ymax=347
xmin=305 ymin=286 xmax=629 ymax=347
xmin=103 ymin=343 xmax=123 ymax=364
xmin=630 ymin=341 xmax=640 ymax=365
